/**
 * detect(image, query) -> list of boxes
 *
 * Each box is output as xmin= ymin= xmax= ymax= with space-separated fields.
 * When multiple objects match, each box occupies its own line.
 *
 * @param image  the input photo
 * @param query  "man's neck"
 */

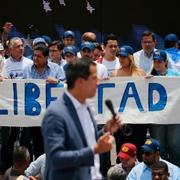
xmin=144 ymin=50 xmax=154 ymax=58
xmin=68 ymin=89 xmax=86 ymax=104
xmin=104 ymin=54 xmax=116 ymax=61
xmin=11 ymin=55 xmax=22 ymax=61
xmin=52 ymin=57 xmax=61 ymax=64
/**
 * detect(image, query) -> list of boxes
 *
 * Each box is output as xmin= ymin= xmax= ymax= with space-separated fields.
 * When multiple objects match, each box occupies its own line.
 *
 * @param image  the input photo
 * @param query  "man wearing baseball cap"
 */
xmin=63 ymin=30 xmax=75 ymax=47
xmin=107 ymin=143 xmax=138 ymax=179
xmin=127 ymin=138 xmax=180 ymax=180
xmin=164 ymin=33 xmax=180 ymax=72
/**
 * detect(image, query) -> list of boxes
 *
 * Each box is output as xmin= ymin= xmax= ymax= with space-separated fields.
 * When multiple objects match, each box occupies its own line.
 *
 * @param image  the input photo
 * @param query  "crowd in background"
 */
xmin=0 ymin=21 xmax=180 ymax=180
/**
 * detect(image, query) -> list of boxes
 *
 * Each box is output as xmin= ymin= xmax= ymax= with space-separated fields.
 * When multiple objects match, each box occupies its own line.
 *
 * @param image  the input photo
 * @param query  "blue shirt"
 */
xmin=165 ymin=48 xmax=180 ymax=63
xmin=156 ymin=68 xmax=180 ymax=76
xmin=127 ymin=159 xmax=180 ymax=180
xmin=23 ymin=61 xmax=65 ymax=81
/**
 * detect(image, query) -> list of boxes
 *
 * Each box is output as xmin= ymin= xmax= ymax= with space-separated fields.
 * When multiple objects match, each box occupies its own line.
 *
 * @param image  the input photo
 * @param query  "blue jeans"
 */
xmin=149 ymin=124 xmax=180 ymax=167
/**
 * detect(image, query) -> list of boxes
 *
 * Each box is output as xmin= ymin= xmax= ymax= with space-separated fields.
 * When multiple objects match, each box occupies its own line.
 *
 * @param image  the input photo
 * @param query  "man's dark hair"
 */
xmin=66 ymin=57 xmax=96 ymax=89
xmin=141 ymin=31 xmax=156 ymax=42
xmin=34 ymin=43 xmax=49 ymax=57
xmin=13 ymin=146 xmax=29 ymax=165
xmin=164 ymin=40 xmax=176 ymax=49
xmin=94 ymin=42 xmax=102 ymax=51
xmin=49 ymin=40 xmax=64 ymax=51
xmin=103 ymin=34 xmax=118 ymax=47
xmin=151 ymin=161 xmax=168 ymax=172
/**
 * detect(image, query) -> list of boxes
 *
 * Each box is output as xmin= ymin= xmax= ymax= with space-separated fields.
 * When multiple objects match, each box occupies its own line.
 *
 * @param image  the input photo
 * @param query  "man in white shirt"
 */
xmin=80 ymin=41 xmax=108 ymax=80
xmin=133 ymin=31 xmax=156 ymax=74
xmin=98 ymin=34 xmax=120 ymax=77
xmin=0 ymin=37 xmax=33 ymax=175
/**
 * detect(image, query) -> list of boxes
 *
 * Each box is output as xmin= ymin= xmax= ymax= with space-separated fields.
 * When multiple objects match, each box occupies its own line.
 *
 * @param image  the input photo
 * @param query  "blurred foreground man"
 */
xmin=42 ymin=58 xmax=122 ymax=180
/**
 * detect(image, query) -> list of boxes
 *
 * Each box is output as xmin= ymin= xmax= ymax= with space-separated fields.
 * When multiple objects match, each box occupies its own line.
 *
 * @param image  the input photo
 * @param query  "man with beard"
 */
xmin=126 ymin=138 xmax=180 ymax=180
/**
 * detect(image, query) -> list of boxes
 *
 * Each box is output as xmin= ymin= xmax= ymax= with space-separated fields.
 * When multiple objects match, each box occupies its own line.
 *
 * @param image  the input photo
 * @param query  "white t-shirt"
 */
xmin=95 ymin=61 xmax=108 ymax=80
xmin=2 ymin=56 xmax=33 ymax=79
xmin=133 ymin=49 xmax=154 ymax=74
xmin=102 ymin=57 xmax=120 ymax=77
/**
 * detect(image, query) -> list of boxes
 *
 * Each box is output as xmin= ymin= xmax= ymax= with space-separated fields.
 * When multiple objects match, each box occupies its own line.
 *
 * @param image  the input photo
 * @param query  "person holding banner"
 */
xmin=41 ymin=58 xmax=122 ymax=180
xmin=149 ymin=49 xmax=180 ymax=167
xmin=112 ymin=45 xmax=147 ymax=161
xmin=23 ymin=43 xmax=65 ymax=160
xmin=0 ymin=37 xmax=33 ymax=175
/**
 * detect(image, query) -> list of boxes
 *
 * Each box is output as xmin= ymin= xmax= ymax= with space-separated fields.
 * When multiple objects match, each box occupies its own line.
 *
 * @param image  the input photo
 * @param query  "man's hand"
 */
xmin=103 ymin=114 xmax=122 ymax=134
xmin=93 ymin=132 xmax=114 ymax=154
xmin=46 ymin=77 xmax=58 ymax=84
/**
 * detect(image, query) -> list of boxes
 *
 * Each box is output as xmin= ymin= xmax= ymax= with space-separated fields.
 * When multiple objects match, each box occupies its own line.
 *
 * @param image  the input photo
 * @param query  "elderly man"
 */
xmin=0 ymin=37 xmax=33 ymax=175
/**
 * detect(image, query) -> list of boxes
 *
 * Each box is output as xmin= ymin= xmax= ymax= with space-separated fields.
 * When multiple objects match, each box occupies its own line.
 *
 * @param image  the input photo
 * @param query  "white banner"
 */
xmin=0 ymin=77 xmax=180 ymax=126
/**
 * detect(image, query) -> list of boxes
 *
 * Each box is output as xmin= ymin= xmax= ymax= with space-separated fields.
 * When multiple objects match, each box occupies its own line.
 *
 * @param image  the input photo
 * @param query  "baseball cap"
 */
xmin=63 ymin=46 xmax=77 ymax=56
xmin=164 ymin=33 xmax=178 ymax=43
xmin=80 ymin=41 xmax=94 ymax=51
xmin=118 ymin=45 xmax=134 ymax=57
xmin=32 ymin=37 xmax=46 ymax=46
xmin=0 ymin=43 xmax=4 ymax=51
xmin=117 ymin=143 xmax=137 ymax=160
xmin=141 ymin=138 xmax=160 ymax=153
xmin=153 ymin=49 xmax=167 ymax=61
xmin=41 ymin=35 xmax=52 ymax=45
xmin=63 ymin=30 xmax=75 ymax=39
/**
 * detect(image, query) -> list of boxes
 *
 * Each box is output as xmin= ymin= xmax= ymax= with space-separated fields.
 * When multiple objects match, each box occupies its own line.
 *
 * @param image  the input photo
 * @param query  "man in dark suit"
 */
xmin=41 ymin=57 xmax=122 ymax=180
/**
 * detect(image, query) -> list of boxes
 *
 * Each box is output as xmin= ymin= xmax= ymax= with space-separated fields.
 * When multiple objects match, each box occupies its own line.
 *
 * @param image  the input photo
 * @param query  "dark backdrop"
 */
xmin=0 ymin=0 xmax=179 ymax=48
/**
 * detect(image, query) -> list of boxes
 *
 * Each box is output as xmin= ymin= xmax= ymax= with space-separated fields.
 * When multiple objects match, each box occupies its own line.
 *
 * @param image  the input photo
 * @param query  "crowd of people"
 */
xmin=0 ymin=21 xmax=180 ymax=180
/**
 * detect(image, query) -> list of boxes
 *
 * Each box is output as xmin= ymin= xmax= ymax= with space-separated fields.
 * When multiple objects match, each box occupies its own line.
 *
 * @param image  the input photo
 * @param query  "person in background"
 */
xmin=107 ymin=168 xmax=126 ymax=180
xmin=25 ymin=153 xmax=46 ymax=180
xmin=133 ymin=31 xmax=157 ymax=74
xmin=127 ymin=138 xmax=180 ymax=180
xmin=113 ymin=45 xmax=146 ymax=76
xmin=63 ymin=46 xmax=77 ymax=72
xmin=80 ymin=41 xmax=108 ymax=80
xmin=0 ymin=43 xmax=5 ymax=74
xmin=48 ymin=40 xmax=66 ymax=69
xmin=92 ymin=42 xmax=103 ymax=61
xmin=23 ymin=43 xmax=65 ymax=159
xmin=151 ymin=161 xmax=169 ymax=180
xmin=97 ymin=34 xmax=120 ymax=77
xmin=107 ymin=143 xmax=138 ymax=179
xmin=3 ymin=146 xmax=30 ymax=180
xmin=27 ymin=37 xmax=47 ymax=60
xmin=81 ymin=32 xmax=97 ymax=43
xmin=0 ymin=22 xmax=13 ymax=47
xmin=164 ymin=33 xmax=180 ymax=72
xmin=0 ymin=37 xmax=33 ymax=175
xmin=112 ymin=45 xmax=147 ymax=161
xmin=149 ymin=49 xmax=180 ymax=167
xmin=63 ymin=30 xmax=75 ymax=47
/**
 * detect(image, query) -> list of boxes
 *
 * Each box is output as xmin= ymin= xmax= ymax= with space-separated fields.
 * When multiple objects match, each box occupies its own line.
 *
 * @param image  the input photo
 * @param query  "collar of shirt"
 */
xmin=10 ymin=56 xmax=23 ymax=62
xmin=65 ymin=91 xmax=88 ymax=110
xmin=143 ymin=49 xmax=155 ymax=58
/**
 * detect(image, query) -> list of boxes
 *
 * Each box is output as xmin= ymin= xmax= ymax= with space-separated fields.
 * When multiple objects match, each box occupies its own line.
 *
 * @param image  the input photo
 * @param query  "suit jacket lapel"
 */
xmin=86 ymin=106 xmax=98 ymax=140
xmin=63 ymin=93 xmax=88 ymax=146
